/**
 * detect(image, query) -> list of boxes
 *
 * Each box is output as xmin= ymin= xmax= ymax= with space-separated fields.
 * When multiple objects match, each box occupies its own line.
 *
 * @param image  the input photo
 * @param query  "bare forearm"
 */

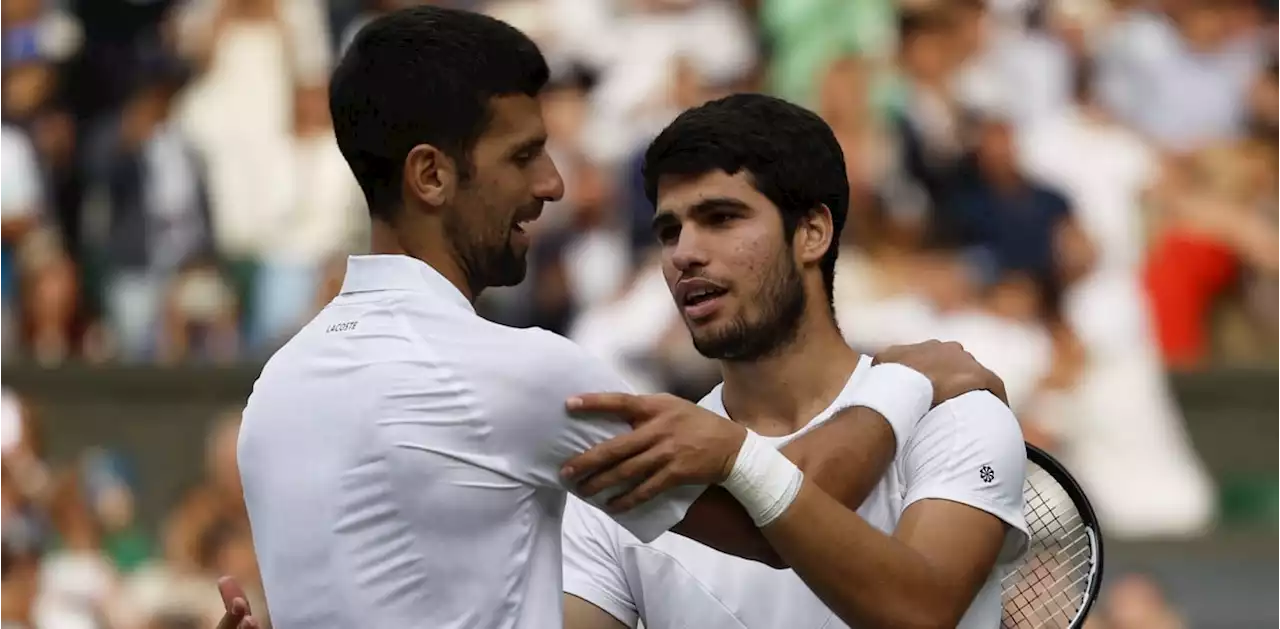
xmin=673 ymin=407 xmax=896 ymax=567
xmin=761 ymin=482 xmax=957 ymax=629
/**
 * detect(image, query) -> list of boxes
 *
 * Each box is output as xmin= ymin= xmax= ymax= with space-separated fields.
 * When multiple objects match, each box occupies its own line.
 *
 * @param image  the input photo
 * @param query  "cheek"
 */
xmin=726 ymin=236 xmax=778 ymax=297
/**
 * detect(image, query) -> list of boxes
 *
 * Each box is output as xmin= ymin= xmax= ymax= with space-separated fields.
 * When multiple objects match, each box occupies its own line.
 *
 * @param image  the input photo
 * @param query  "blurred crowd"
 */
xmin=1 ymin=0 xmax=1276 ymax=628
xmin=3 ymin=392 xmax=259 ymax=629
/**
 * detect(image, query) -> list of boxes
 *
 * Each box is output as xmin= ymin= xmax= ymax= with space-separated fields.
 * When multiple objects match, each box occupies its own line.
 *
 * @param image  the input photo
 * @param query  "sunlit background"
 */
xmin=1 ymin=1 xmax=1275 ymax=628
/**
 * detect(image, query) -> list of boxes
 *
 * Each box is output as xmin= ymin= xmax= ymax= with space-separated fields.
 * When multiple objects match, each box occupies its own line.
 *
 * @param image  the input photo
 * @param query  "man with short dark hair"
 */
xmin=220 ymin=7 xmax=1010 ymax=629
xmin=558 ymin=94 xmax=1028 ymax=629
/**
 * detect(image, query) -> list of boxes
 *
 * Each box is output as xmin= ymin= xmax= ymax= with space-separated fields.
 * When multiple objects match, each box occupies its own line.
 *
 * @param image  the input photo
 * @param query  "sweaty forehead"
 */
xmin=655 ymin=170 xmax=773 ymax=216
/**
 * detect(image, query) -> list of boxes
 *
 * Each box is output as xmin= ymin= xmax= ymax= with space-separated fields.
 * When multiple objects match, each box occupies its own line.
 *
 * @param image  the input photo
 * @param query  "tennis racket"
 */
xmin=1001 ymin=443 xmax=1104 ymax=629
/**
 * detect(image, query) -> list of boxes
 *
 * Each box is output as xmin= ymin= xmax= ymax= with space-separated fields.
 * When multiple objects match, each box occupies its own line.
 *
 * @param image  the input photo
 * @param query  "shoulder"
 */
xmin=904 ymin=391 xmax=1026 ymax=473
xmin=451 ymin=325 xmax=632 ymax=410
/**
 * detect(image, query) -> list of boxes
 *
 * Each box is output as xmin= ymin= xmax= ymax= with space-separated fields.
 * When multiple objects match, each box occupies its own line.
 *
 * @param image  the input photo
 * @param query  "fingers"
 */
xmin=560 ymin=428 xmax=659 ymax=481
xmin=574 ymin=447 xmax=669 ymax=497
xmin=605 ymin=467 xmax=678 ymax=512
xmin=216 ymin=576 xmax=258 ymax=629
xmin=215 ymin=605 xmax=253 ymax=629
xmin=218 ymin=576 xmax=249 ymax=610
xmin=983 ymin=368 xmax=1010 ymax=405
xmin=566 ymin=392 xmax=650 ymax=420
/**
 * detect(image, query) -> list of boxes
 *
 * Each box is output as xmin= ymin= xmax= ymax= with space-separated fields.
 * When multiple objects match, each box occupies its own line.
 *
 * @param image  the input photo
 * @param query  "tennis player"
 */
xmin=218 ymin=7 xmax=1009 ymax=629
xmin=557 ymin=94 xmax=1029 ymax=629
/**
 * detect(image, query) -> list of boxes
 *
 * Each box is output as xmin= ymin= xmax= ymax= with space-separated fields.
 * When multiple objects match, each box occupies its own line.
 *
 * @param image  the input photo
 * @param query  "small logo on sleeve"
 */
xmin=979 ymin=465 xmax=995 ymax=483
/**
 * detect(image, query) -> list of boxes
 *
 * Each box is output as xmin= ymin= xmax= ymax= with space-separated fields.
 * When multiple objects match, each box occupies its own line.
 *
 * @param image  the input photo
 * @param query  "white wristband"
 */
xmin=721 ymin=430 xmax=804 ymax=528
xmin=842 ymin=363 xmax=934 ymax=456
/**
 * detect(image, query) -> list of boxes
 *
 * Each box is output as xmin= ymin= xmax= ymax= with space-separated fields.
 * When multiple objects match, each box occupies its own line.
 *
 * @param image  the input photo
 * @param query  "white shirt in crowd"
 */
xmin=1 ymin=124 xmax=42 ymax=221
xmin=564 ymin=356 xmax=1029 ymax=629
xmin=237 ymin=255 xmax=705 ymax=629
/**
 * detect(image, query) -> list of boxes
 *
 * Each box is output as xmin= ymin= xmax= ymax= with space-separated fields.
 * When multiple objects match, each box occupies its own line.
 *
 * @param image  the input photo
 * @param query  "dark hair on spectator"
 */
xmin=330 ymin=6 xmax=550 ymax=220
xmin=642 ymin=93 xmax=850 ymax=306
xmin=898 ymin=6 xmax=956 ymax=44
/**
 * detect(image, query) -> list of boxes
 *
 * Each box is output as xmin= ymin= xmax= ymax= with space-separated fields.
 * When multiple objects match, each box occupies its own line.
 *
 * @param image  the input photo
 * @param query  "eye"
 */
xmin=512 ymin=143 xmax=544 ymax=167
xmin=654 ymin=224 xmax=680 ymax=246
xmin=705 ymin=210 xmax=735 ymax=226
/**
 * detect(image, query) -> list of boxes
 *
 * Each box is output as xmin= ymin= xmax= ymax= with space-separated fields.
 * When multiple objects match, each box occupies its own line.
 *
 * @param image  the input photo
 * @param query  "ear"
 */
xmin=794 ymin=204 xmax=835 ymax=266
xmin=403 ymin=144 xmax=458 ymax=209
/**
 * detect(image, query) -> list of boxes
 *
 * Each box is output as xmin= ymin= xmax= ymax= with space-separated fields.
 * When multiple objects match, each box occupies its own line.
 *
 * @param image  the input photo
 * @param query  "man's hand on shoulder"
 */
xmin=874 ymin=340 xmax=1008 ymax=407
xmin=560 ymin=392 xmax=746 ymax=512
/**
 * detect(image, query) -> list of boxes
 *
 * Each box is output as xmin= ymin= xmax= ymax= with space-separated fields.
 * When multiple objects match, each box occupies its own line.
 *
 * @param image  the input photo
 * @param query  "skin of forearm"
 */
xmin=760 ymin=482 xmax=960 ymax=629
xmin=672 ymin=407 xmax=896 ymax=568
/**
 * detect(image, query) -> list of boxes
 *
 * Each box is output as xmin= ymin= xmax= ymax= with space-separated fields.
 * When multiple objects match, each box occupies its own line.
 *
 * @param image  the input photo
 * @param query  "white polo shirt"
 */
xmin=563 ymin=358 xmax=1029 ymax=629
xmin=237 ymin=255 xmax=705 ymax=629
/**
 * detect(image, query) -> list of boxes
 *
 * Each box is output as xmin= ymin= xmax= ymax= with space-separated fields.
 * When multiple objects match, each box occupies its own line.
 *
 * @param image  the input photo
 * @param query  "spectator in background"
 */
xmin=758 ymin=0 xmax=896 ymax=108
xmin=1017 ymin=59 xmax=1216 ymax=538
xmin=34 ymin=467 xmax=126 ymax=629
xmin=2 ymin=123 xmax=45 ymax=357
xmin=1144 ymin=148 xmax=1278 ymax=364
xmin=568 ymin=0 xmax=759 ymax=165
xmin=174 ymin=0 xmax=330 ymax=272
xmin=82 ymin=59 xmax=215 ymax=363
xmin=158 ymin=257 xmax=241 ymax=365
xmin=1097 ymin=0 xmax=1268 ymax=153
xmin=1 ymin=536 xmax=41 ymax=629
xmin=82 ymin=450 xmax=153 ymax=575
xmin=249 ymin=86 xmax=362 ymax=352
xmin=891 ymin=4 xmax=968 ymax=219
xmin=938 ymin=115 xmax=1094 ymax=306
xmin=126 ymin=412 xmax=257 ymax=627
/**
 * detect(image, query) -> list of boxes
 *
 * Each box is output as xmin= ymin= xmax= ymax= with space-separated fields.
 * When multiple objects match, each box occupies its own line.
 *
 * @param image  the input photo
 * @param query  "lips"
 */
xmin=512 ymin=204 xmax=544 ymax=234
xmin=675 ymin=278 xmax=728 ymax=321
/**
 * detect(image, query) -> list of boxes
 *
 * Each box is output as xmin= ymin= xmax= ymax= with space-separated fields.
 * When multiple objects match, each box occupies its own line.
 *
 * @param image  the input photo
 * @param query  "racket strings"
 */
xmin=1001 ymin=464 xmax=1097 ymax=629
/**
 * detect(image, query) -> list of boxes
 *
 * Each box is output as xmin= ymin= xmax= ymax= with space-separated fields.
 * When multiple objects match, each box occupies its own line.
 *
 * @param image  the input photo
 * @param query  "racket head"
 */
xmin=1001 ymin=443 xmax=1105 ymax=629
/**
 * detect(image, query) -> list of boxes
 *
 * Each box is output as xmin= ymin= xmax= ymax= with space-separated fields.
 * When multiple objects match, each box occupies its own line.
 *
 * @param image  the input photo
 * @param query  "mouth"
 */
xmin=677 ymin=281 xmax=729 ymax=321
xmin=512 ymin=205 xmax=544 ymax=234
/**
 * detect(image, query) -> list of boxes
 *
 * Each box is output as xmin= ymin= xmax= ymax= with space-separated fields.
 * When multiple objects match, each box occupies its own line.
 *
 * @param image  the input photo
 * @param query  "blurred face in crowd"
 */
xmin=900 ymin=23 xmax=954 ymax=84
xmin=414 ymin=95 xmax=565 ymax=289
xmin=949 ymin=0 xmax=991 ymax=60
xmin=652 ymin=170 xmax=821 ymax=361
xmin=1 ymin=62 xmax=54 ymax=120
xmin=1176 ymin=0 xmax=1235 ymax=50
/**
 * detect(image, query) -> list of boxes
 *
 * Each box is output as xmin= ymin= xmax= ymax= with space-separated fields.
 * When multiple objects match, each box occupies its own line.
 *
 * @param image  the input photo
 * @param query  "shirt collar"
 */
xmin=339 ymin=254 xmax=474 ymax=313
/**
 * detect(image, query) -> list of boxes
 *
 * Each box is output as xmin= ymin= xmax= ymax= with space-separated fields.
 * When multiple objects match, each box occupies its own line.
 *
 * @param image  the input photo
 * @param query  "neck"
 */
xmin=719 ymin=309 xmax=862 ymax=437
xmin=369 ymin=218 xmax=478 ymax=303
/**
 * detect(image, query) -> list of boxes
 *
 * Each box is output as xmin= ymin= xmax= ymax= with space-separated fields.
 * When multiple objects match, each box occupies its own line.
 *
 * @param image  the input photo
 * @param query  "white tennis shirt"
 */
xmin=237 ymin=255 xmax=705 ymax=629
xmin=564 ymin=358 xmax=1030 ymax=629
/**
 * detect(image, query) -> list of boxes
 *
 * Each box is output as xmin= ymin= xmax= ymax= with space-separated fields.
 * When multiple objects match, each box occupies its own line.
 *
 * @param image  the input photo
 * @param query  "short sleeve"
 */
xmin=562 ymin=496 xmax=639 ymax=628
xmin=901 ymin=391 xmax=1029 ymax=563
xmin=430 ymin=328 xmax=704 ymax=543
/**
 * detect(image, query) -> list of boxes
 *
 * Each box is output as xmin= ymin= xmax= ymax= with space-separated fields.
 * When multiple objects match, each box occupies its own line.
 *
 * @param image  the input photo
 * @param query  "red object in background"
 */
xmin=1144 ymin=231 xmax=1239 ymax=368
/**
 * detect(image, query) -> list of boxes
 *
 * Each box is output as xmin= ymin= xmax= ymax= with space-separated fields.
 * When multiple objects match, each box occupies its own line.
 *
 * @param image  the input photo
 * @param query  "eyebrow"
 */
xmin=509 ymin=135 xmax=547 ymax=158
xmin=651 ymin=197 xmax=752 ymax=232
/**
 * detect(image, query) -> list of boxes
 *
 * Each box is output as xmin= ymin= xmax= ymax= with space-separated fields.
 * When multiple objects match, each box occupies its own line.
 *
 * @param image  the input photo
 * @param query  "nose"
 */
xmin=669 ymin=226 xmax=709 ymax=274
xmin=532 ymin=154 xmax=566 ymax=202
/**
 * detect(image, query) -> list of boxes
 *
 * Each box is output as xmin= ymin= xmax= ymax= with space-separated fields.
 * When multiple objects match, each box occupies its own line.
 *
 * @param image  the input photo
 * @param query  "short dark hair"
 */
xmin=642 ymin=93 xmax=850 ymax=304
xmin=330 ymin=6 xmax=550 ymax=220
